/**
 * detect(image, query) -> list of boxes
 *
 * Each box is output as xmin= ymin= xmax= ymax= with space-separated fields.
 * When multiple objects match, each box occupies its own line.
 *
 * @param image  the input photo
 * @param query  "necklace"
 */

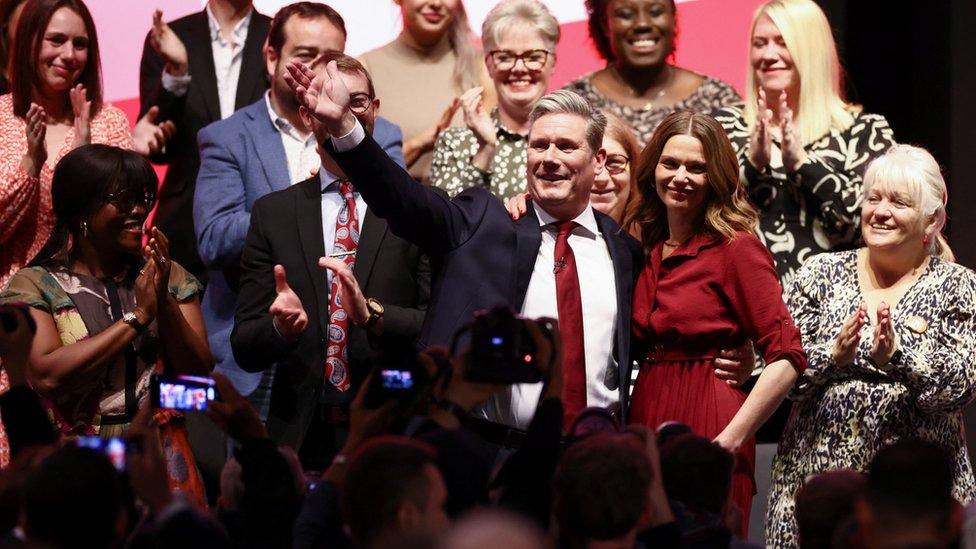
xmin=609 ymin=64 xmax=674 ymax=112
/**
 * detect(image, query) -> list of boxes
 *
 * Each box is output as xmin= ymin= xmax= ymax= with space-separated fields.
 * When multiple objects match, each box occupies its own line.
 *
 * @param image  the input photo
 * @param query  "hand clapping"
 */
xmin=870 ymin=301 xmax=899 ymax=366
xmin=269 ymin=264 xmax=308 ymax=341
xmin=69 ymin=84 xmax=91 ymax=148
xmin=832 ymin=302 xmax=866 ymax=367
xmin=23 ymin=103 xmax=47 ymax=177
xmin=460 ymin=86 xmax=495 ymax=148
xmin=318 ymin=256 xmax=369 ymax=326
xmin=748 ymin=88 xmax=808 ymax=173
xmin=149 ymin=9 xmax=188 ymax=76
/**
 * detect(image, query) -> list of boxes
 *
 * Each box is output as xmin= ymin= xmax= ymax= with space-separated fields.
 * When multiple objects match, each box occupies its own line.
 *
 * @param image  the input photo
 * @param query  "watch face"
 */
xmin=368 ymin=299 xmax=384 ymax=315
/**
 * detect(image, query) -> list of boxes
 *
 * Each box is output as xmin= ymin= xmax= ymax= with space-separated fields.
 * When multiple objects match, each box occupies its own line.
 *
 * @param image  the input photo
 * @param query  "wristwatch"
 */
xmin=122 ymin=311 xmax=147 ymax=335
xmin=363 ymin=298 xmax=384 ymax=328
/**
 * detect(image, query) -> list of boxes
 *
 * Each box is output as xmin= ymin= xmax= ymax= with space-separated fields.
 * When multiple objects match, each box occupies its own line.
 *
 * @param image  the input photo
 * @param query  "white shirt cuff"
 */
xmin=331 ymin=119 xmax=366 ymax=152
xmin=161 ymin=69 xmax=191 ymax=97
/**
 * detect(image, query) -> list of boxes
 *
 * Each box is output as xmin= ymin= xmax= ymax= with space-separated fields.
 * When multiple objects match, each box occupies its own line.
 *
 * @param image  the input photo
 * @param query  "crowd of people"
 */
xmin=0 ymin=0 xmax=973 ymax=547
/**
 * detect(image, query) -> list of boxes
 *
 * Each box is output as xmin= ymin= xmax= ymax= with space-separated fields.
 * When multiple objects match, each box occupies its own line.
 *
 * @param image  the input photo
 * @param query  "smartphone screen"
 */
xmin=380 ymin=369 xmax=414 ymax=390
xmin=151 ymin=374 xmax=218 ymax=411
xmin=76 ymin=436 xmax=126 ymax=471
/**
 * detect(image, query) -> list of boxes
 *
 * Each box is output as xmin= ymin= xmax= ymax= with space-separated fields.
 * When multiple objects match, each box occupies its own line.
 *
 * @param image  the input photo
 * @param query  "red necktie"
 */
xmin=553 ymin=220 xmax=586 ymax=429
xmin=325 ymin=180 xmax=359 ymax=392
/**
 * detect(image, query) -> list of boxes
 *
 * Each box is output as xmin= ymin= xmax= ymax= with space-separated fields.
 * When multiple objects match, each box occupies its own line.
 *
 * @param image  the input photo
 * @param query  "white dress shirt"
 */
xmin=160 ymin=6 xmax=252 ymax=120
xmin=265 ymin=92 xmax=320 ymax=184
xmin=481 ymin=205 xmax=619 ymax=429
xmin=319 ymin=169 xmax=367 ymax=288
xmin=332 ymin=120 xmax=621 ymax=429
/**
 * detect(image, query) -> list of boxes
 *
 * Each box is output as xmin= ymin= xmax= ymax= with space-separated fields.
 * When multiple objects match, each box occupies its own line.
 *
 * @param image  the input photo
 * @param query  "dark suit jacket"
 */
xmin=230 ymin=176 xmax=430 ymax=449
xmin=327 ymin=134 xmax=645 ymax=411
xmin=139 ymin=9 xmax=271 ymax=282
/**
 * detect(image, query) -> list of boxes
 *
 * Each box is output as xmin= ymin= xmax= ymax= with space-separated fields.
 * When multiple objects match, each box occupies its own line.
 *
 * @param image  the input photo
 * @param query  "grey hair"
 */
xmin=529 ymin=90 xmax=607 ymax=152
xmin=481 ymin=0 xmax=561 ymax=53
xmin=863 ymin=144 xmax=953 ymax=261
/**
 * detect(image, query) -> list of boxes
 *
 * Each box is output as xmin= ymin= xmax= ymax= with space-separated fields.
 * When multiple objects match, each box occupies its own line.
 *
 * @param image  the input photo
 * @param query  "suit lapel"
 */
xmin=513 ymin=203 xmax=542 ymax=310
xmin=235 ymin=14 xmax=270 ymax=110
xmin=295 ymin=177 xmax=331 ymax=341
xmin=595 ymin=212 xmax=635 ymax=404
xmin=353 ymin=209 xmax=385 ymax=290
xmin=244 ymin=101 xmax=291 ymax=192
xmin=188 ymin=11 xmax=220 ymax=122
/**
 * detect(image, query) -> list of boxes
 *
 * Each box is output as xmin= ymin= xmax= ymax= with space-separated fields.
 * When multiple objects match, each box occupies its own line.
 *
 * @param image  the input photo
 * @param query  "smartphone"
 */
xmin=363 ymin=353 xmax=428 ymax=410
xmin=150 ymin=374 xmax=218 ymax=411
xmin=76 ymin=436 xmax=127 ymax=471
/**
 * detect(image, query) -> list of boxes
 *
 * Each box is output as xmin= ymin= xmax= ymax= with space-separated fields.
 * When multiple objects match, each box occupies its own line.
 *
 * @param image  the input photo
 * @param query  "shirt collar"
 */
xmin=319 ymin=169 xmax=353 ymax=194
xmin=534 ymin=203 xmax=600 ymax=238
xmin=490 ymin=108 xmax=525 ymax=140
xmin=206 ymin=4 xmax=252 ymax=46
xmin=657 ymin=231 xmax=722 ymax=261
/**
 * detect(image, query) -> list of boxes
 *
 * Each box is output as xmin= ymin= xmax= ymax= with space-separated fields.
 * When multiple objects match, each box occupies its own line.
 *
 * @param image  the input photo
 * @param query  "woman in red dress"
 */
xmin=627 ymin=111 xmax=806 ymax=529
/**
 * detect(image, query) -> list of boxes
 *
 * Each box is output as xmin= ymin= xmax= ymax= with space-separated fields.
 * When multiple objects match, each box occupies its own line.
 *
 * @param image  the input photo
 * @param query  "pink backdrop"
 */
xmin=93 ymin=0 xmax=761 ymax=124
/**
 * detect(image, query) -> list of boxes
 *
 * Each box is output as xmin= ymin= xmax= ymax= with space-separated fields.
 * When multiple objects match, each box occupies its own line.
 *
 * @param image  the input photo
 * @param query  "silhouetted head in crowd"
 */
xmin=795 ymin=469 xmax=865 ymax=549
xmin=660 ymin=433 xmax=733 ymax=516
xmin=858 ymin=439 xmax=962 ymax=549
xmin=553 ymin=432 xmax=652 ymax=548
xmin=23 ymin=445 xmax=127 ymax=549
xmin=438 ymin=509 xmax=545 ymax=549
xmin=342 ymin=436 xmax=450 ymax=549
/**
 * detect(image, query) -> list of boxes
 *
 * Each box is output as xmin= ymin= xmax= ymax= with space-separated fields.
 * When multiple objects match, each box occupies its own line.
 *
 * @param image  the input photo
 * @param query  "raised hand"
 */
xmin=132 ymin=105 xmax=177 ymax=157
xmin=285 ymin=59 xmax=354 ymax=137
xmin=714 ymin=340 xmax=756 ymax=387
xmin=69 ymin=84 xmax=91 ymax=148
xmin=832 ymin=302 xmax=867 ymax=367
xmin=870 ymin=301 xmax=899 ymax=366
xmin=778 ymin=90 xmax=807 ymax=172
xmin=748 ymin=87 xmax=772 ymax=171
xmin=268 ymin=264 xmax=308 ymax=341
xmin=150 ymin=9 xmax=188 ymax=76
xmin=23 ymin=103 xmax=47 ymax=177
xmin=147 ymin=227 xmax=171 ymax=297
xmin=460 ymin=86 xmax=495 ymax=148
xmin=318 ymin=256 xmax=368 ymax=326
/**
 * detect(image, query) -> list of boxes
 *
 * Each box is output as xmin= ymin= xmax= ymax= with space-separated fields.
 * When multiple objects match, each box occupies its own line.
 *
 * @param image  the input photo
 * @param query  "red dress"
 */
xmin=629 ymin=231 xmax=806 ymax=529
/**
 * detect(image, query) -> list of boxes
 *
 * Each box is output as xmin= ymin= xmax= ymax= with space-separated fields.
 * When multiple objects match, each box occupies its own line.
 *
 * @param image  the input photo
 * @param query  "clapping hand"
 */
xmin=268 ymin=265 xmax=308 ymax=341
xmin=460 ymin=86 xmax=495 ymax=148
xmin=870 ymin=301 xmax=899 ymax=366
xmin=777 ymin=90 xmax=807 ymax=172
xmin=285 ymin=59 xmax=355 ymax=138
xmin=748 ymin=87 xmax=772 ymax=171
xmin=69 ymin=84 xmax=91 ymax=148
xmin=146 ymin=227 xmax=171 ymax=297
xmin=318 ymin=256 xmax=369 ymax=326
xmin=24 ymin=103 xmax=47 ymax=177
xmin=150 ymin=9 xmax=188 ymax=76
xmin=832 ymin=302 xmax=867 ymax=367
xmin=133 ymin=106 xmax=176 ymax=157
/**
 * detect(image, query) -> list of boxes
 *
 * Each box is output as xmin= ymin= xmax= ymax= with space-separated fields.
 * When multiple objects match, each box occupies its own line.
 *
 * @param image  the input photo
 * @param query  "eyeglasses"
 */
xmin=349 ymin=93 xmax=375 ymax=115
xmin=605 ymin=154 xmax=630 ymax=175
xmin=105 ymin=188 xmax=156 ymax=212
xmin=488 ymin=49 xmax=550 ymax=71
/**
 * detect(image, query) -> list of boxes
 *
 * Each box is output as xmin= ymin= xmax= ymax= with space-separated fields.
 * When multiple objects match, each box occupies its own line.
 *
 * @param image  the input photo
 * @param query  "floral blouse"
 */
xmin=0 ymin=260 xmax=202 ymax=434
xmin=563 ymin=71 xmax=741 ymax=146
xmin=714 ymin=106 xmax=897 ymax=289
xmin=429 ymin=108 xmax=527 ymax=200
xmin=766 ymin=250 xmax=976 ymax=548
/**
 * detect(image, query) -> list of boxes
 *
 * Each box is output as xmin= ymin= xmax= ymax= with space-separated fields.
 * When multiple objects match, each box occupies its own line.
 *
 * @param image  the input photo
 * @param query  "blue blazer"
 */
xmin=327 ymin=134 xmax=645 ymax=410
xmin=193 ymin=97 xmax=405 ymax=396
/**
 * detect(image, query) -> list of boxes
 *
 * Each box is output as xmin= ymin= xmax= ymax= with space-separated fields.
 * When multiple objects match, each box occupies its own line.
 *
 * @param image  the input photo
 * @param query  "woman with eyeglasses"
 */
xmin=564 ymin=0 xmax=740 ymax=146
xmin=359 ymin=0 xmax=487 ymax=182
xmin=591 ymin=110 xmax=640 ymax=235
xmin=0 ymin=145 xmax=212 ymax=500
xmin=429 ymin=0 xmax=559 ymax=199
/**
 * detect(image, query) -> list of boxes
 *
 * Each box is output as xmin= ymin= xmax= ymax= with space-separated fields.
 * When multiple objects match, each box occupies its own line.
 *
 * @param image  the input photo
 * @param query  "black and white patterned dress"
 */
xmin=714 ymin=107 xmax=896 ymax=289
xmin=429 ymin=108 xmax=527 ymax=200
xmin=563 ymin=71 xmax=741 ymax=146
xmin=766 ymin=250 xmax=976 ymax=548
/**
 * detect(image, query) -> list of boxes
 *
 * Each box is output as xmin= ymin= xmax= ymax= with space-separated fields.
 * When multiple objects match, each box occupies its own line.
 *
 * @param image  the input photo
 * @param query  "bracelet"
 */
xmin=437 ymin=398 xmax=469 ymax=425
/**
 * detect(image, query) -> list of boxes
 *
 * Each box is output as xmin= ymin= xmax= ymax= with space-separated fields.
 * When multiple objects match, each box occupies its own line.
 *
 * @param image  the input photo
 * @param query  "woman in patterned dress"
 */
xmin=0 ymin=145 xmax=212 ymax=502
xmin=627 ymin=111 xmax=806 ymax=534
xmin=429 ymin=0 xmax=558 ymax=200
xmin=766 ymin=145 xmax=976 ymax=547
xmin=564 ymin=0 xmax=740 ymax=147
xmin=714 ymin=0 xmax=897 ymax=289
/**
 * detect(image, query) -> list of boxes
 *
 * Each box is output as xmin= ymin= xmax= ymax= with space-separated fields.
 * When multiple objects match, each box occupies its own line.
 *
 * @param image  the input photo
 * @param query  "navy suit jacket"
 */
xmin=193 ymin=97 xmax=405 ymax=396
xmin=327 ymin=133 xmax=645 ymax=409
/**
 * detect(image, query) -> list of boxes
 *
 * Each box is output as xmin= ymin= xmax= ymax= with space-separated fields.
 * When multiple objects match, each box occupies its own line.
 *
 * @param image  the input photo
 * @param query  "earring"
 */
xmin=923 ymin=236 xmax=929 ymax=246
xmin=81 ymin=221 xmax=88 ymax=237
